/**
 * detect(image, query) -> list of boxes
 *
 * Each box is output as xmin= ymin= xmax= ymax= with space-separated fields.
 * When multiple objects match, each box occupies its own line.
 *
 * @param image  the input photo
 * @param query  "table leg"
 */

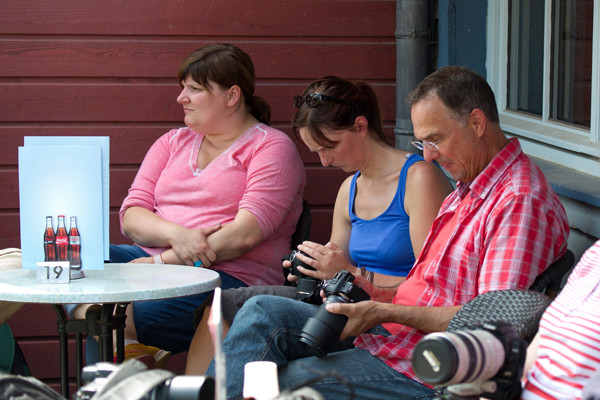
xmin=75 ymin=332 xmax=83 ymax=388
xmin=52 ymin=305 xmax=70 ymax=399
xmin=113 ymin=303 xmax=127 ymax=363
xmin=98 ymin=304 xmax=116 ymax=362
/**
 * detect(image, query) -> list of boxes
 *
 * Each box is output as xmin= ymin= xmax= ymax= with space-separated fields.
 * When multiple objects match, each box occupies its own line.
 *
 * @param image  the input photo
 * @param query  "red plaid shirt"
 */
xmin=354 ymin=138 xmax=570 ymax=384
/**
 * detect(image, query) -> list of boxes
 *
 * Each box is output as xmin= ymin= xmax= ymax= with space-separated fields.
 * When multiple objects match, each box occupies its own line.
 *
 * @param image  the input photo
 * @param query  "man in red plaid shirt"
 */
xmin=206 ymin=66 xmax=570 ymax=399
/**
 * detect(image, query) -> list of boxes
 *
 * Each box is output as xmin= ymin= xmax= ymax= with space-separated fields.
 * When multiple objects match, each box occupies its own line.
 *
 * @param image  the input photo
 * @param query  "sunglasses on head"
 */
xmin=293 ymin=93 xmax=357 ymax=110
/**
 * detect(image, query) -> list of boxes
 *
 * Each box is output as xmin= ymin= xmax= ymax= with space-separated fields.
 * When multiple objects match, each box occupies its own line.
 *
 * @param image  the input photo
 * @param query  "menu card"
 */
xmin=18 ymin=136 xmax=109 ymax=270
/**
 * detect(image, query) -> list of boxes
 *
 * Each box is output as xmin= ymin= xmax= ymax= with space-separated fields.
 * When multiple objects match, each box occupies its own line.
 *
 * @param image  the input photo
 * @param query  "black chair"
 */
xmin=529 ymin=249 xmax=575 ymax=298
xmin=291 ymin=199 xmax=312 ymax=249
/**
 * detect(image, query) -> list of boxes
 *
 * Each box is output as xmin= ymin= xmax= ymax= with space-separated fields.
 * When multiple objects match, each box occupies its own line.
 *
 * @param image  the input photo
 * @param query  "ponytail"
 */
xmin=249 ymin=95 xmax=271 ymax=125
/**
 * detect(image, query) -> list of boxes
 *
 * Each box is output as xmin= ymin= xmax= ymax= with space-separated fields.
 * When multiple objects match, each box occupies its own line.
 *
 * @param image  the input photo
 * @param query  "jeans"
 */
xmin=206 ymin=295 xmax=435 ymax=400
xmin=108 ymin=243 xmax=150 ymax=263
xmin=134 ymin=269 xmax=246 ymax=354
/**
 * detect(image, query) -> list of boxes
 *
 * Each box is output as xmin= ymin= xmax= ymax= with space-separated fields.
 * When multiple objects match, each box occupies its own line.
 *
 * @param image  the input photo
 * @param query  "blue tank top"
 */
xmin=348 ymin=153 xmax=424 ymax=277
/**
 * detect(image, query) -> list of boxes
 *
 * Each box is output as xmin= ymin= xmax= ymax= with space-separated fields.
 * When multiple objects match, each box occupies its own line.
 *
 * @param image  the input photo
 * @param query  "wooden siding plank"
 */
xmin=1 ymin=0 xmax=395 ymax=37
xmin=0 ymin=41 xmax=395 ymax=80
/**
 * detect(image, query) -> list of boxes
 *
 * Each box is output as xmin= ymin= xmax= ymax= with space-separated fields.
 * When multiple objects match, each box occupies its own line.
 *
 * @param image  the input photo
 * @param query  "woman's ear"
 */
xmin=355 ymin=116 xmax=369 ymax=137
xmin=227 ymin=85 xmax=242 ymax=107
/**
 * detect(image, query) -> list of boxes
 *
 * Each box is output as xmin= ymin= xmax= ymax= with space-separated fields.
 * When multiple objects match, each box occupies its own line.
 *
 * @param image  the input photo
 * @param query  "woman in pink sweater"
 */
xmin=76 ymin=43 xmax=305 ymax=365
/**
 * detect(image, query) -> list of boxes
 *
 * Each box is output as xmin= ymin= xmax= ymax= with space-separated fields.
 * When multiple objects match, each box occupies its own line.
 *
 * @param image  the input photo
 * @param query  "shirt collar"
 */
xmin=456 ymin=137 xmax=522 ymax=200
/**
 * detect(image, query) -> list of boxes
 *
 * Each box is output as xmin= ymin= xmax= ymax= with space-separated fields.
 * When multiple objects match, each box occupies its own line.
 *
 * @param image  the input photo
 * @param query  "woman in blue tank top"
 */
xmin=288 ymin=77 xmax=453 ymax=288
xmin=186 ymin=77 xmax=453 ymax=374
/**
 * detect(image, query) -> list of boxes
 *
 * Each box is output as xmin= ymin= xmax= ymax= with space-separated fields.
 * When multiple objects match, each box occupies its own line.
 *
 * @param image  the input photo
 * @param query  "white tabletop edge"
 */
xmin=0 ymin=263 xmax=221 ymax=304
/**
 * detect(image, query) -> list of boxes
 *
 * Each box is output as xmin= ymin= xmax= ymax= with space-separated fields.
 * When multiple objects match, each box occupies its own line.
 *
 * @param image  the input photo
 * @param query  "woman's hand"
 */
xmin=129 ymin=256 xmax=154 ymax=264
xmin=282 ymin=258 xmax=299 ymax=283
xmin=168 ymin=224 xmax=222 ymax=267
xmin=293 ymin=241 xmax=355 ymax=281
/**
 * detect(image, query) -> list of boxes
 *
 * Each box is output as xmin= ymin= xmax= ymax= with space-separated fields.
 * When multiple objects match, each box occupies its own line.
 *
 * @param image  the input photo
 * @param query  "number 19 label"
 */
xmin=36 ymin=262 xmax=70 ymax=283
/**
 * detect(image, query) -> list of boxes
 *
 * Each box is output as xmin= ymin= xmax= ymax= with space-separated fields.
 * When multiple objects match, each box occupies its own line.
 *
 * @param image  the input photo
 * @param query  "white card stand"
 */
xmin=36 ymin=261 xmax=71 ymax=284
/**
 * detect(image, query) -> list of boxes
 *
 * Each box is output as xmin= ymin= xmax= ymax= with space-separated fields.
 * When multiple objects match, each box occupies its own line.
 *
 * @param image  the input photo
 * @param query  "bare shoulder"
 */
xmin=408 ymin=160 xmax=447 ymax=181
xmin=336 ymin=175 xmax=354 ymax=202
xmin=406 ymin=160 xmax=453 ymax=193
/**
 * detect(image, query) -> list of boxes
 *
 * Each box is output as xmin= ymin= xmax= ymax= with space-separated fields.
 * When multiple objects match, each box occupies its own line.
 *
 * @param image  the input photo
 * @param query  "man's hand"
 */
xmin=325 ymin=300 xmax=379 ymax=340
xmin=168 ymin=224 xmax=221 ymax=267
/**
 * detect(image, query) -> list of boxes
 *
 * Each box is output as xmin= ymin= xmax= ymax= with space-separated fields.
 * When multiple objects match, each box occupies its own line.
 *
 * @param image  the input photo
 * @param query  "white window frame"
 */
xmin=487 ymin=0 xmax=600 ymax=177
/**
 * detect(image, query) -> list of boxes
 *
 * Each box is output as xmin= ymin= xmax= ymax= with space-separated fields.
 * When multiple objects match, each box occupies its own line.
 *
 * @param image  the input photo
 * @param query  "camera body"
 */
xmin=412 ymin=321 xmax=526 ymax=400
xmin=285 ymin=250 xmax=320 ymax=300
xmin=75 ymin=360 xmax=214 ymax=400
xmin=298 ymin=270 xmax=370 ymax=357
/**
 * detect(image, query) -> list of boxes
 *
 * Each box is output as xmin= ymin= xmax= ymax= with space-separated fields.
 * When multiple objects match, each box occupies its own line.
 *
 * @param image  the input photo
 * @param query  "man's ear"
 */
xmin=469 ymin=108 xmax=487 ymax=138
xmin=227 ymin=85 xmax=242 ymax=106
xmin=355 ymin=115 xmax=369 ymax=137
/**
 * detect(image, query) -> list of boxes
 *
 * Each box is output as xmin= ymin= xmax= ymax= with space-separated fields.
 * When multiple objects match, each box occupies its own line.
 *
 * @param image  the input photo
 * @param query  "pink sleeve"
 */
xmin=118 ymin=131 xmax=172 ymax=234
xmin=239 ymin=132 xmax=306 ymax=238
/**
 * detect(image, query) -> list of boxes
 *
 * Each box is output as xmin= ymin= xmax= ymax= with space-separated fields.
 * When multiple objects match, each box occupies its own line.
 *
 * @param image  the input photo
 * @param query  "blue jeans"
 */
xmin=108 ymin=243 xmax=150 ymax=263
xmin=134 ymin=269 xmax=246 ymax=353
xmin=206 ymin=295 xmax=435 ymax=400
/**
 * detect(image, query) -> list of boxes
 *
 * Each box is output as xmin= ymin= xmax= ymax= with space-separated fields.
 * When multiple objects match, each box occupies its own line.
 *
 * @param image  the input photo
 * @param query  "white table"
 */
xmin=0 ymin=263 xmax=221 ymax=398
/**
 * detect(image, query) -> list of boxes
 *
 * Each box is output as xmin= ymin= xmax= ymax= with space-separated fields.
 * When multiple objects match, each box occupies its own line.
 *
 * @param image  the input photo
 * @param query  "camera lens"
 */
xmin=298 ymin=295 xmax=349 ymax=357
xmin=151 ymin=375 xmax=215 ymax=400
xmin=288 ymin=250 xmax=320 ymax=300
xmin=298 ymin=271 xmax=369 ymax=357
xmin=412 ymin=330 xmax=505 ymax=387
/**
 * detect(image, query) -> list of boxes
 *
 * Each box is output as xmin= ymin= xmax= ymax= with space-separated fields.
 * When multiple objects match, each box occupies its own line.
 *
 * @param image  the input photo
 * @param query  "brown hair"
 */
xmin=406 ymin=65 xmax=499 ymax=123
xmin=177 ymin=43 xmax=271 ymax=125
xmin=292 ymin=76 xmax=388 ymax=148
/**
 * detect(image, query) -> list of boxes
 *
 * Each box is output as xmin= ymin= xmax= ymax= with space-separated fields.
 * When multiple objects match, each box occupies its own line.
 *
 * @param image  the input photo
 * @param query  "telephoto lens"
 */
xmin=412 ymin=321 xmax=526 ymax=400
xmin=286 ymin=250 xmax=321 ymax=300
xmin=298 ymin=270 xmax=369 ymax=357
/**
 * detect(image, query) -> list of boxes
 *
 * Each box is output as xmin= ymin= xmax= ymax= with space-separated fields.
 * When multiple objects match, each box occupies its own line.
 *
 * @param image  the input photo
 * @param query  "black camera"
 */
xmin=298 ymin=270 xmax=370 ymax=357
xmin=75 ymin=360 xmax=214 ymax=400
xmin=285 ymin=250 xmax=320 ymax=300
xmin=412 ymin=321 xmax=527 ymax=400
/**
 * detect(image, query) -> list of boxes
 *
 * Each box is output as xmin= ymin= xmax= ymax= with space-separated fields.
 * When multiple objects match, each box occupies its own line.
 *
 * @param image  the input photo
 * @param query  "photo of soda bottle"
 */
xmin=68 ymin=216 xmax=82 ymax=270
xmin=55 ymin=215 xmax=69 ymax=262
xmin=43 ymin=215 xmax=56 ymax=261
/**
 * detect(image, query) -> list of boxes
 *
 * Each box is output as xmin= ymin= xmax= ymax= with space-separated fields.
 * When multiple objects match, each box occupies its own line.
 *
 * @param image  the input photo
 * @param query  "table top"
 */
xmin=0 ymin=263 xmax=221 ymax=304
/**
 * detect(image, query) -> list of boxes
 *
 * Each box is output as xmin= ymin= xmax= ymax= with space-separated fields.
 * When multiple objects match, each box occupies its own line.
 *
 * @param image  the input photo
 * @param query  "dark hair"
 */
xmin=406 ymin=66 xmax=499 ymax=123
xmin=177 ymin=43 xmax=271 ymax=125
xmin=292 ymin=76 xmax=388 ymax=148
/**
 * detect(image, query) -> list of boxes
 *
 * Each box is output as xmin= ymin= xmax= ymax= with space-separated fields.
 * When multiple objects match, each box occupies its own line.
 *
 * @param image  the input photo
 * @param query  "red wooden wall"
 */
xmin=1 ymin=0 xmax=396 ymax=391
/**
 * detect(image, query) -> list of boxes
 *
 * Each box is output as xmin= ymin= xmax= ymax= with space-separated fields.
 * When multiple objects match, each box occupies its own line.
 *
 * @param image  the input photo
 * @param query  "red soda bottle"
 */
xmin=55 ymin=215 xmax=69 ymax=262
xmin=43 ymin=216 xmax=56 ymax=261
xmin=68 ymin=216 xmax=82 ymax=270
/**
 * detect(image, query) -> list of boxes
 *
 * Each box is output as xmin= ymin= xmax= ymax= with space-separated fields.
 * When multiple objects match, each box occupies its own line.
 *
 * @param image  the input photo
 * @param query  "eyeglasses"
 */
xmin=411 ymin=138 xmax=443 ymax=152
xmin=411 ymin=120 xmax=460 ymax=152
xmin=293 ymin=93 xmax=357 ymax=110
